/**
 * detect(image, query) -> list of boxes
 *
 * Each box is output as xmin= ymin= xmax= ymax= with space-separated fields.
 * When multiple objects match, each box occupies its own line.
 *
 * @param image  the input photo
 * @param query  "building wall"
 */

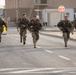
xmin=47 ymin=0 xmax=76 ymax=9
xmin=5 ymin=0 xmax=18 ymax=21
xmin=18 ymin=0 xmax=34 ymax=8
xmin=5 ymin=0 xmax=35 ymax=21
xmin=18 ymin=0 xmax=35 ymax=19
xmin=5 ymin=0 xmax=18 ymax=9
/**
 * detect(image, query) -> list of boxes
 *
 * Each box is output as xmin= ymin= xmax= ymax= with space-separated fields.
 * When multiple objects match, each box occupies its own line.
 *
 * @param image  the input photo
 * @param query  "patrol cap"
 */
xmin=22 ymin=13 xmax=26 ymax=16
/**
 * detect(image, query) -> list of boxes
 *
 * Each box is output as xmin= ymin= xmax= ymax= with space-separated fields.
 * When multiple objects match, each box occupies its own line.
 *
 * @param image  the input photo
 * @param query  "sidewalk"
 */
xmin=40 ymin=26 xmax=76 ymax=41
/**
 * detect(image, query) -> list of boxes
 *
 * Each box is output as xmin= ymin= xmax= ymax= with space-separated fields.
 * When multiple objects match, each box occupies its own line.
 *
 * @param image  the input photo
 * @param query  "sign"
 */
xmin=58 ymin=5 xmax=65 ymax=12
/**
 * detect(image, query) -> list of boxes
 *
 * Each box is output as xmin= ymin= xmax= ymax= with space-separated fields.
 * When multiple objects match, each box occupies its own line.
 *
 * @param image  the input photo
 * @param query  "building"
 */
xmin=5 ymin=0 xmax=48 ymax=22
xmin=0 ymin=5 xmax=5 ymax=18
xmin=5 ymin=0 xmax=76 ymax=23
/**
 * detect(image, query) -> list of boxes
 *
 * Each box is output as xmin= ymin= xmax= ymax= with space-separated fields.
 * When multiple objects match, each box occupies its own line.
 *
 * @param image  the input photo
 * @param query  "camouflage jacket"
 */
xmin=18 ymin=18 xmax=29 ymax=29
xmin=0 ymin=19 xmax=7 ymax=32
xmin=29 ymin=19 xmax=42 ymax=32
xmin=57 ymin=20 xmax=73 ymax=32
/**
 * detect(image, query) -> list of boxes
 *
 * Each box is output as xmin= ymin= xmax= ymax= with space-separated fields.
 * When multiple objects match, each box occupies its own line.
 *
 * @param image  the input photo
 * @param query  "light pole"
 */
xmin=15 ymin=0 xmax=19 ymax=22
xmin=16 ymin=9 xmax=18 ymax=22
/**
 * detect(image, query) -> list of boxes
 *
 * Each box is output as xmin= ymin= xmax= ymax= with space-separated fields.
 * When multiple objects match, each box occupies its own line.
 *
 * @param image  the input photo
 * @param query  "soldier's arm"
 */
xmin=28 ymin=20 xmax=33 ymax=31
xmin=26 ymin=19 xmax=30 ymax=28
xmin=69 ymin=22 xmax=74 ymax=34
xmin=37 ymin=19 xmax=42 ymax=30
xmin=38 ymin=22 xmax=42 ymax=30
xmin=17 ymin=24 xmax=20 ymax=32
xmin=57 ymin=21 xmax=63 ymax=31
xmin=3 ymin=21 xmax=7 ymax=30
xmin=3 ymin=22 xmax=7 ymax=27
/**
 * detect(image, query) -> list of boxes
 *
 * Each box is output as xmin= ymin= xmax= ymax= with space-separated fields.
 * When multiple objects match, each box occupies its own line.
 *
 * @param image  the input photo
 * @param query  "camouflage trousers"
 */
xmin=63 ymin=32 xmax=70 ymax=47
xmin=31 ymin=31 xmax=39 ymax=48
xmin=20 ymin=28 xmax=27 ymax=45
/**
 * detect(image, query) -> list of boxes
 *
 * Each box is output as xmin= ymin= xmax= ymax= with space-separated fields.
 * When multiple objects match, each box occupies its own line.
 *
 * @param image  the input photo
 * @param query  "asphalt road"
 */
xmin=0 ymin=27 xmax=76 ymax=75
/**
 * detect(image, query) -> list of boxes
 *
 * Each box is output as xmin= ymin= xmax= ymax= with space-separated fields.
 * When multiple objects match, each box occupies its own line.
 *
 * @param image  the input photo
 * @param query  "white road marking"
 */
xmin=7 ymin=68 xmax=56 ymax=73
xmin=49 ymin=70 xmax=65 ymax=73
xmin=45 ymin=50 xmax=53 ymax=53
xmin=0 ymin=67 xmax=76 ymax=74
xmin=58 ymin=55 xmax=71 ymax=60
xmin=0 ymin=68 xmax=20 ymax=71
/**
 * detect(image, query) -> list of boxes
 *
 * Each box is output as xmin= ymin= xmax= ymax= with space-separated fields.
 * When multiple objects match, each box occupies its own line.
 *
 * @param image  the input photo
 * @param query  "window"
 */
xmin=41 ymin=0 xmax=47 ymax=4
xmin=35 ymin=0 xmax=47 ymax=4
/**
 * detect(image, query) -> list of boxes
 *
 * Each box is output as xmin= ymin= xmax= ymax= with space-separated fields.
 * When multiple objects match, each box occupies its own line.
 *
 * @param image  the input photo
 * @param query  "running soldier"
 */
xmin=57 ymin=15 xmax=73 ymax=47
xmin=0 ymin=18 xmax=7 ymax=42
xmin=29 ymin=15 xmax=42 ymax=48
xmin=17 ymin=13 xmax=29 ymax=45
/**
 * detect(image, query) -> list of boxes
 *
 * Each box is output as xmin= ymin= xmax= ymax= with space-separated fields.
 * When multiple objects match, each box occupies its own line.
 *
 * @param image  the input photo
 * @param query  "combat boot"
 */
xmin=34 ymin=42 xmax=36 ymax=48
xmin=23 ymin=42 xmax=26 ymax=45
xmin=34 ymin=46 xmax=36 ymax=48
xmin=65 ymin=42 xmax=67 ymax=47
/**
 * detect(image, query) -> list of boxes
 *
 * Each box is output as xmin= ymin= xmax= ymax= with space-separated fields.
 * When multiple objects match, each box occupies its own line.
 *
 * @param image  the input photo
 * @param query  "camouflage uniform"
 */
xmin=72 ymin=19 xmax=76 ymax=29
xmin=57 ymin=20 xmax=73 ymax=47
xmin=18 ymin=18 xmax=29 ymax=45
xmin=29 ymin=18 xmax=42 ymax=48
xmin=0 ymin=18 xmax=7 ymax=42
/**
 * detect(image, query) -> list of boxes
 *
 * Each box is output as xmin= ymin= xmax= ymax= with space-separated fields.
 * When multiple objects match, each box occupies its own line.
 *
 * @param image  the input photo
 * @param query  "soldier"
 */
xmin=29 ymin=15 xmax=42 ymax=48
xmin=17 ymin=13 xmax=29 ymax=45
xmin=0 ymin=18 xmax=7 ymax=42
xmin=57 ymin=15 xmax=73 ymax=47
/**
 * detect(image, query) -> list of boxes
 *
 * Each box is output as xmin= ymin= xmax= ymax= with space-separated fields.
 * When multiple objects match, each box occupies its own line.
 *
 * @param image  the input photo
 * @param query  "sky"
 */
xmin=0 ymin=0 xmax=5 ymax=6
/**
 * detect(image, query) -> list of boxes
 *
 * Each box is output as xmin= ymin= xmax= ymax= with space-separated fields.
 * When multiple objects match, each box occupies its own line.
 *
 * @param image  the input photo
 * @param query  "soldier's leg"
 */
xmin=63 ymin=32 xmax=68 ymax=47
xmin=23 ymin=30 xmax=27 ymax=45
xmin=36 ymin=32 xmax=39 ymax=42
xmin=20 ymin=29 xmax=23 ymax=43
xmin=20 ymin=35 xmax=22 ymax=43
xmin=67 ymin=32 xmax=70 ymax=39
xmin=32 ymin=32 xmax=36 ymax=48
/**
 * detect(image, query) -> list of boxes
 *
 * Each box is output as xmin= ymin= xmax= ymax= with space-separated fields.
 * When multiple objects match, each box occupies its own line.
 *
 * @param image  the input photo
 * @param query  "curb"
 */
xmin=40 ymin=32 xmax=76 ymax=41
